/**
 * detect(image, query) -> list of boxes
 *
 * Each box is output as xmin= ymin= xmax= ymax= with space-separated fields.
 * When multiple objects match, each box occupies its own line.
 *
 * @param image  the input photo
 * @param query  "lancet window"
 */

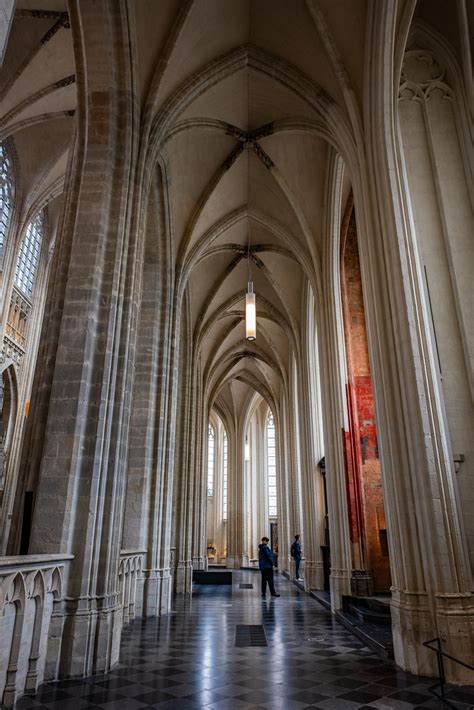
xmin=0 ymin=143 xmax=14 ymax=260
xmin=207 ymin=423 xmax=215 ymax=497
xmin=267 ymin=411 xmax=277 ymax=517
xmin=222 ymin=431 xmax=228 ymax=520
xmin=14 ymin=211 xmax=44 ymax=298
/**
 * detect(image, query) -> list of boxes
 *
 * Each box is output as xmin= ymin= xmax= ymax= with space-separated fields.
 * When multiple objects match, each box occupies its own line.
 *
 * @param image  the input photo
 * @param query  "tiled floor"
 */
xmin=15 ymin=571 xmax=474 ymax=709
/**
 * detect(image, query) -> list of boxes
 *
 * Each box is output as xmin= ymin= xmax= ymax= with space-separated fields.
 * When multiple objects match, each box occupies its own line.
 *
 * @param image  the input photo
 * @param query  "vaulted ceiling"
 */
xmin=1 ymin=0 xmax=469 ymax=428
xmin=144 ymin=0 xmax=362 ymax=425
xmin=0 ymin=1 xmax=74 ymax=225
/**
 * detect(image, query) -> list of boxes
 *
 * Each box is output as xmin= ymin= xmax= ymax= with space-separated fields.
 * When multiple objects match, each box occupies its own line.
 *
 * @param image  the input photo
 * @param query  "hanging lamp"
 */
xmin=244 ymin=71 xmax=256 ymax=343
xmin=245 ymin=280 xmax=256 ymax=341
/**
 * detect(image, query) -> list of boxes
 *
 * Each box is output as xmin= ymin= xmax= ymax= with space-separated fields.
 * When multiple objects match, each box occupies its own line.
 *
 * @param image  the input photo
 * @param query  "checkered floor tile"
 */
xmin=14 ymin=571 xmax=474 ymax=709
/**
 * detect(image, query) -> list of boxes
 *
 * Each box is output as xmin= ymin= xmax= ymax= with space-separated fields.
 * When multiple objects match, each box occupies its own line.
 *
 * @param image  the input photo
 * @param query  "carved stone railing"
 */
xmin=2 ymin=333 xmax=25 ymax=368
xmin=119 ymin=550 xmax=145 ymax=626
xmin=5 ymin=286 xmax=32 ymax=353
xmin=0 ymin=554 xmax=73 ymax=708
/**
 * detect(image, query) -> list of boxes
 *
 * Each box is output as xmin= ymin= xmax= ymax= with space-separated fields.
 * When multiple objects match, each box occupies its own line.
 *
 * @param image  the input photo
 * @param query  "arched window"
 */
xmin=0 ymin=143 xmax=14 ymax=259
xmin=222 ymin=430 xmax=228 ymax=520
xmin=207 ymin=423 xmax=215 ymax=497
xmin=14 ymin=211 xmax=44 ymax=298
xmin=267 ymin=411 xmax=277 ymax=517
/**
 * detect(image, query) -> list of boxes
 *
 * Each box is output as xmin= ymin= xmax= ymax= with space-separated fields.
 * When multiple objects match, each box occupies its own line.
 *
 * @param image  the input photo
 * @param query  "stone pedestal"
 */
xmin=351 ymin=570 xmax=374 ymax=597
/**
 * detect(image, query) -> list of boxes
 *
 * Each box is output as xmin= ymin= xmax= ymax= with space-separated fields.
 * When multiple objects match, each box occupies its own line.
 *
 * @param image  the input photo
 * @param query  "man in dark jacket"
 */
xmin=290 ymin=534 xmax=302 ymax=580
xmin=259 ymin=537 xmax=280 ymax=597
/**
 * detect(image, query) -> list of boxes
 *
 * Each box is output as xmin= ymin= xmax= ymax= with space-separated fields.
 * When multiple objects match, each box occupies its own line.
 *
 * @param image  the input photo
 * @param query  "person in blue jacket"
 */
xmin=290 ymin=534 xmax=302 ymax=581
xmin=259 ymin=537 xmax=280 ymax=598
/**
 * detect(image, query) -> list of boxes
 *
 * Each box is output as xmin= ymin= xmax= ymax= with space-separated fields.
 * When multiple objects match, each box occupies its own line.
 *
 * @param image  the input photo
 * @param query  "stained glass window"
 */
xmin=14 ymin=211 xmax=44 ymax=297
xmin=207 ymin=423 xmax=215 ymax=496
xmin=0 ymin=143 xmax=14 ymax=259
xmin=267 ymin=412 xmax=277 ymax=517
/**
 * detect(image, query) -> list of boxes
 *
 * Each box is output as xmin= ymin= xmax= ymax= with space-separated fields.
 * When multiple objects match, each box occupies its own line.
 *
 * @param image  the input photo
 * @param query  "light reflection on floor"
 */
xmin=17 ymin=570 xmax=474 ymax=709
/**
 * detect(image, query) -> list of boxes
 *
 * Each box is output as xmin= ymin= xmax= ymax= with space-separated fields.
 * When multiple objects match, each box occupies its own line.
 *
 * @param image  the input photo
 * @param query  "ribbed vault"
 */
xmin=149 ymin=19 xmax=348 ymax=423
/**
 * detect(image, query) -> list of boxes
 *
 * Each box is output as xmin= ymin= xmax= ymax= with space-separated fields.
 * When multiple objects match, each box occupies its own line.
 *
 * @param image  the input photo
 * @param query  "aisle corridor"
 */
xmin=16 ymin=572 xmax=474 ymax=710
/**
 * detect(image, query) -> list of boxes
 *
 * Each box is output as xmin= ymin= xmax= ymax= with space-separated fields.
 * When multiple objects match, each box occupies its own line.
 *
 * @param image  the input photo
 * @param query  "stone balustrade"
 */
xmin=0 ymin=553 xmax=73 ymax=708
xmin=119 ymin=550 xmax=145 ymax=626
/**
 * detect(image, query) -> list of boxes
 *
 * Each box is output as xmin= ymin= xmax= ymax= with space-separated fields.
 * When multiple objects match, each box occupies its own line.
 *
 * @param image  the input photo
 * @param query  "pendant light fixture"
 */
xmin=245 ymin=69 xmax=256 ymax=342
xmin=245 ymin=280 xmax=256 ymax=341
xmin=244 ymin=434 xmax=250 ymax=462
xmin=245 ymin=228 xmax=256 ymax=341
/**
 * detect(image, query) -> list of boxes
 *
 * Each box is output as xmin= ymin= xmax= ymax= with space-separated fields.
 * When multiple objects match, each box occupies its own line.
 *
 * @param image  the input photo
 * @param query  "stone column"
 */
xmin=298 ymin=301 xmax=326 ymax=592
xmin=0 ymin=0 xmax=15 ymax=65
xmin=122 ymin=164 xmax=179 ymax=616
xmin=319 ymin=151 xmax=353 ymax=609
xmin=356 ymin=2 xmax=474 ymax=681
xmin=145 ymin=295 xmax=181 ymax=615
xmin=26 ymin=0 xmax=138 ymax=676
xmin=253 ymin=407 xmax=267 ymax=562
xmin=192 ymin=374 xmax=207 ymax=570
xmin=172 ymin=292 xmax=194 ymax=592
xmin=277 ymin=392 xmax=293 ymax=574
xmin=226 ymin=420 xmax=246 ymax=569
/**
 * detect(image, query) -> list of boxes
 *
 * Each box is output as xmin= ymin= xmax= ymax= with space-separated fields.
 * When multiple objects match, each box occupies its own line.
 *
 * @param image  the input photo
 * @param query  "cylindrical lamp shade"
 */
xmin=246 ymin=282 xmax=256 ymax=341
xmin=244 ymin=441 xmax=250 ymax=461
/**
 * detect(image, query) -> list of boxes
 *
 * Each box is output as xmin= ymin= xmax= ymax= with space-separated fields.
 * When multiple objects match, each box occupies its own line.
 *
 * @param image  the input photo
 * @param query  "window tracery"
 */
xmin=14 ymin=211 xmax=44 ymax=298
xmin=0 ymin=143 xmax=14 ymax=261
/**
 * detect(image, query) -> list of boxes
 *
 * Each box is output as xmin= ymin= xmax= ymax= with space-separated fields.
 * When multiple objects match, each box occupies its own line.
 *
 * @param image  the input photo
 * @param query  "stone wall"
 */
xmin=341 ymin=209 xmax=391 ymax=592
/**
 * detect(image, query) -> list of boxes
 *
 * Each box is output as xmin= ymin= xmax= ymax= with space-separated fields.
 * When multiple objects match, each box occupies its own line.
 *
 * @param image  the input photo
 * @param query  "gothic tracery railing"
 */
xmin=119 ymin=550 xmax=145 ymax=626
xmin=0 ymin=554 xmax=73 ymax=708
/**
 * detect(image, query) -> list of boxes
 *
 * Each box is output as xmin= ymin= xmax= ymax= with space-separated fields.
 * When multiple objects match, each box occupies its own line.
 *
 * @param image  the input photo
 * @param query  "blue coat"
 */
xmin=291 ymin=540 xmax=302 ymax=559
xmin=258 ymin=543 xmax=274 ymax=570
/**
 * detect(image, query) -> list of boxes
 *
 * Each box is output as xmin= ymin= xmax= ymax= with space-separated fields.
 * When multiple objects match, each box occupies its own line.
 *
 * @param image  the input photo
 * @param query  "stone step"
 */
xmin=343 ymin=595 xmax=392 ymax=626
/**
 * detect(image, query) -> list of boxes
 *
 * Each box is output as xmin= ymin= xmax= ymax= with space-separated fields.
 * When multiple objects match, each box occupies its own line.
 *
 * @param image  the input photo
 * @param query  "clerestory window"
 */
xmin=0 ymin=143 xmax=14 ymax=261
xmin=14 ymin=211 xmax=44 ymax=298
xmin=267 ymin=411 xmax=277 ymax=517
xmin=222 ymin=430 xmax=228 ymax=520
xmin=207 ymin=422 xmax=215 ymax=496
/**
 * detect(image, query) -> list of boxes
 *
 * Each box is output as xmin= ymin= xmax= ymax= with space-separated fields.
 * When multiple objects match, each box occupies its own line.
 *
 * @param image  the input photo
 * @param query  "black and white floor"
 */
xmin=15 ymin=571 xmax=474 ymax=710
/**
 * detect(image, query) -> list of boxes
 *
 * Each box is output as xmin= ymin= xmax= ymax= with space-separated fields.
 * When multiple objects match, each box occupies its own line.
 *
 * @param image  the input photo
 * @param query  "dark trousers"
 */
xmin=261 ymin=568 xmax=276 ymax=595
xmin=295 ymin=558 xmax=301 ymax=578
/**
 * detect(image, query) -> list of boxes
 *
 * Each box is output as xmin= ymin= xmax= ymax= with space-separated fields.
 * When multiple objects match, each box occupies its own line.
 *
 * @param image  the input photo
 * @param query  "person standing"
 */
xmin=259 ymin=537 xmax=280 ymax=597
xmin=290 ymin=534 xmax=302 ymax=580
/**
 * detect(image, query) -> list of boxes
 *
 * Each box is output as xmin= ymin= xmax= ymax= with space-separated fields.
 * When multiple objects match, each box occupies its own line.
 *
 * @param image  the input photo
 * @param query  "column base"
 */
xmin=329 ymin=567 xmax=351 ymax=611
xmin=226 ymin=555 xmax=245 ymax=569
xmin=434 ymin=592 xmax=474 ymax=684
xmin=58 ymin=595 xmax=123 ymax=678
xmin=390 ymin=589 xmax=474 ymax=683
xmin=192 ymin=556 xmax=206 ymax=570
xmin=175 ymin=561 xmax=193 ymax=594
xmin=303 ymin=560 xmax=324 ymax=592
xmin=142 ymin=568 xmax=172 ymax=616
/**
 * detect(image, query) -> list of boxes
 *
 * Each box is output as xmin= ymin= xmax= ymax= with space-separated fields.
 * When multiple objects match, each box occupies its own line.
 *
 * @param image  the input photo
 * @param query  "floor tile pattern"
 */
xmin=14 ymin=571 xmax=474 ymax=710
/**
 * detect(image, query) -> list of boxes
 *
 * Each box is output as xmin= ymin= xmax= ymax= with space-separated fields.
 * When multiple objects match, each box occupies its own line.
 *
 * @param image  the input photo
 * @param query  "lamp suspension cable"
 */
xmin=245 ymin=67 xmax=256 ymax=342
